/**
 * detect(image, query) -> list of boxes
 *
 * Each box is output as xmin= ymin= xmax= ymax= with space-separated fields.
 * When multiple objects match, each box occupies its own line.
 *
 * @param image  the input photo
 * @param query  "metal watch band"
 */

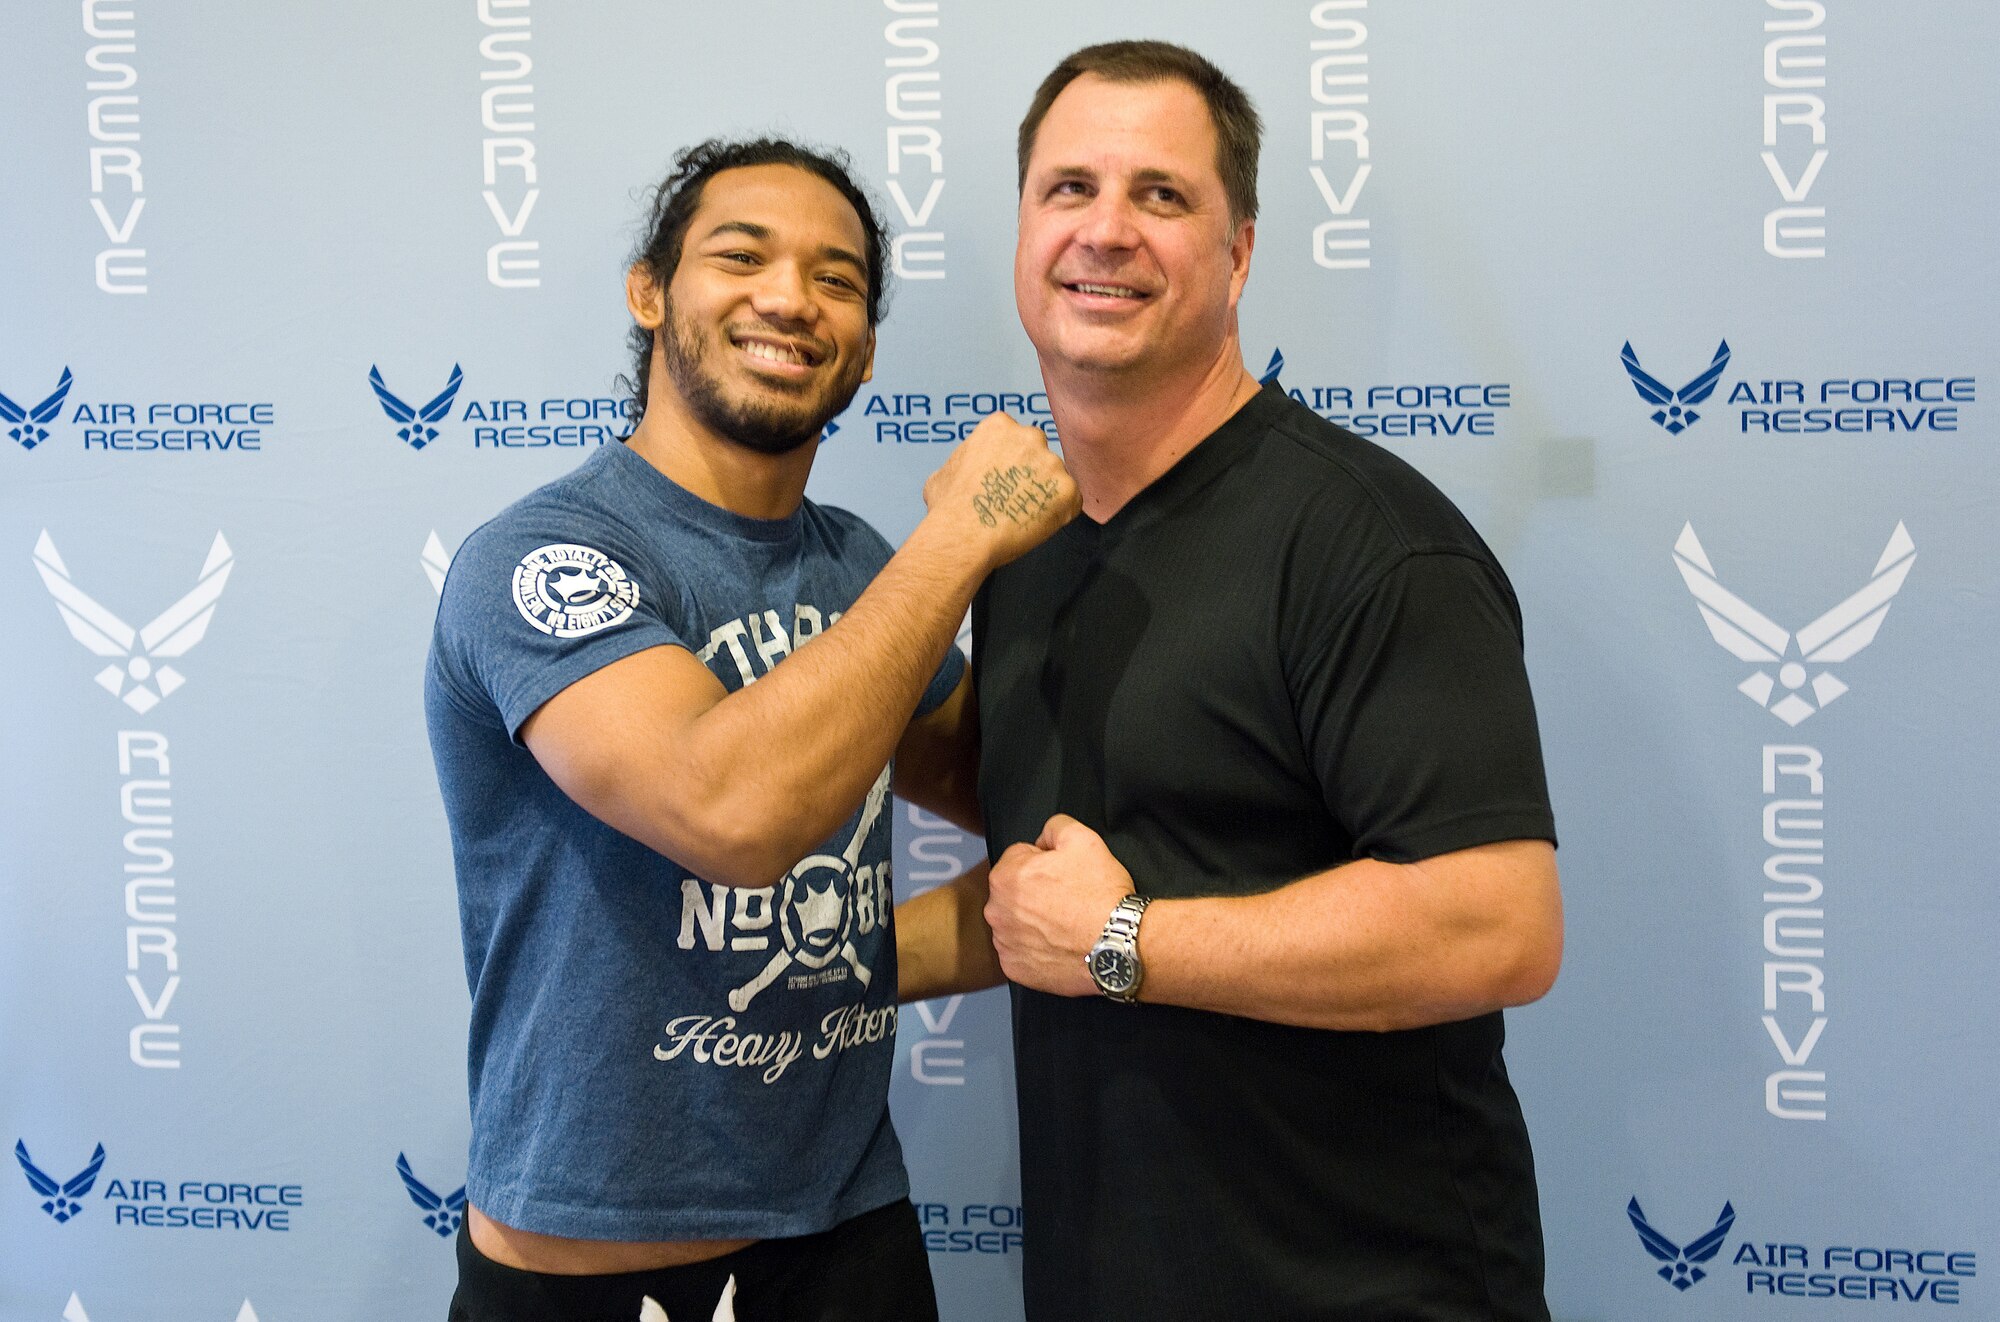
xmin=1104 ymin=894 xmax=1150 ymax=945
xmin=1090 ymin=894 xmax=1151 ymax=1002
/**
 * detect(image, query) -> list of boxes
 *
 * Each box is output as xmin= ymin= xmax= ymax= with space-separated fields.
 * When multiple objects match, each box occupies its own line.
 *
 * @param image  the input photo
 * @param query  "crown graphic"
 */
xmin=546 ymin=567 xmax=606 ymax=606
xmin=34 ymin=531 xmax=234 ymax=713
xmin=1 ymin=367 xmax=74 ymax=449
xmin=16 ymin=1141 xmax=105 ymax=1224
xmin=1675 ymin=522 xmax=1914 ymax=726
xmin=1622 ymin=341 xmax=1730 ymax=434
xmin=369 ymin=364 xmax=463 ymax=449
xmin=796 ymin=877 xmax=844 ymax=947
xmin=1628 ymin=1198 xmax=1735 ymax=1290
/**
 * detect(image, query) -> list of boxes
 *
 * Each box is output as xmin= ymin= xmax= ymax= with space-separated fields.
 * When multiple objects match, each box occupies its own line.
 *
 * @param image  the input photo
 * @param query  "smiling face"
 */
xmin=632 ymin=163 xmax=875 ymax=455
xmin=1015 ymin=75 xmax=1253 ymax=386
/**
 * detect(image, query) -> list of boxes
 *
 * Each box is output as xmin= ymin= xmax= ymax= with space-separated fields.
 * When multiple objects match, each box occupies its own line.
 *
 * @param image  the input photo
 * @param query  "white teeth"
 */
xmin=1072 ymin=283 xmax=1141 ymax=298
xmin=740 ymin=340 xmax=808 ymax=365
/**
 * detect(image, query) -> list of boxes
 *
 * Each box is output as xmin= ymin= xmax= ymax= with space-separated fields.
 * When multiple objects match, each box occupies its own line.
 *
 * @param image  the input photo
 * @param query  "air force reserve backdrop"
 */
xmin=2 ymin=2 xmax=1994 ymax=1320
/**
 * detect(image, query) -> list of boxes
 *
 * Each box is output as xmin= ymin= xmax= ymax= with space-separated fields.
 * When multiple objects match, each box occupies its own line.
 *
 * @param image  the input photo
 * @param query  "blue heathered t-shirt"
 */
xmin=424 ymin=441 xmax=964 ymax=1241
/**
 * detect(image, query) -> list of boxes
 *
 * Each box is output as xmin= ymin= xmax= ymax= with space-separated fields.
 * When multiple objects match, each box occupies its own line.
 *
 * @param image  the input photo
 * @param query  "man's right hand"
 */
xmin=921 ymin=413 xmax=1080 ymax=568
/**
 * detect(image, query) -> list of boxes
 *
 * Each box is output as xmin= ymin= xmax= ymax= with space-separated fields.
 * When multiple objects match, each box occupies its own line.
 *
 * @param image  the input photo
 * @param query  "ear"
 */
xmin=625 ymin=263 xmax=666 ymax=330
xmin=860 ymin=327 xmax=876 ymax=385
xmin=1227 ymin=219 xmax=1256 ymax=308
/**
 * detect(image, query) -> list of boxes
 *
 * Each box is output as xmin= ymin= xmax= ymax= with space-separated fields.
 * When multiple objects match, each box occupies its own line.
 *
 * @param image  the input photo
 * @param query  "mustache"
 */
xmin=725 ymin=319 xmax=836 ymax=365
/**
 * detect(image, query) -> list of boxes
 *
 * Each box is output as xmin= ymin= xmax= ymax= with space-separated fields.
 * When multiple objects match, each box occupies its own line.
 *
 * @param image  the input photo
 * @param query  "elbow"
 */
xmin=626 ymin=783 xmax=798 ymax=890
xmin=1495 ymin=913 xmax=1564 ymax=1008
xmin=676 ymin=809 xmax=797 ymax=890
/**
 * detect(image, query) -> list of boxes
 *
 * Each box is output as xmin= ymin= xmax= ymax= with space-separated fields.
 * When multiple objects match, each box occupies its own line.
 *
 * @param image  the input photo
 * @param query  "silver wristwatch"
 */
xmin=1086 ymin=895 xmax=1151 ymax=1003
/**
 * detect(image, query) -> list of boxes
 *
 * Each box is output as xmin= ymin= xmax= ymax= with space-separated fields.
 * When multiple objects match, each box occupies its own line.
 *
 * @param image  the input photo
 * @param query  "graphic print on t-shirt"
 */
xmin=510 ymin=542 xmax=639 ymax=637
xmin=727 ymin=765 xmax=887 ymax=1009
xmin=655 ymin=614 xmax=899 ymax=1085
xmin=658 ymin=765 xmax=896 ymax=1084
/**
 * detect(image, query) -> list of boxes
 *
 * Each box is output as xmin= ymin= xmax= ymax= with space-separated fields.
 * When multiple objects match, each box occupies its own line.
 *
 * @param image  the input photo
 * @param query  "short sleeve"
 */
xmin=917 ymin=642 xmax=968 ymax=717
xmin=432 ymin=521 xmax=691 ymax=742
xmin=1289 ymin=551 xmax=1557 ymax=863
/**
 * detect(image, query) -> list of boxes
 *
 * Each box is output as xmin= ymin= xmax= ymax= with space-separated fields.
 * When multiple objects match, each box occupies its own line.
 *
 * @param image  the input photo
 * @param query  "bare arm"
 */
xmin=520 ymin=416 xmax=1076 ymax=888
xmin=889 ymin=669 xmax=1006 ymax=1001
xmin=889 ymin=669 xmax=981 ymax=836
xmin=896 ymin=862 xmax=1004 ymax=1002
xmin=984 ymin=816 xmax=1561 ymax=1031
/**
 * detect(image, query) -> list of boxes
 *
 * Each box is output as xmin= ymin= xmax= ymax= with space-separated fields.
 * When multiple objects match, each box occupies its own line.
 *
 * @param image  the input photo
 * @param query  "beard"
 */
xmin=657 ymin=298 xmax=866 ymax=456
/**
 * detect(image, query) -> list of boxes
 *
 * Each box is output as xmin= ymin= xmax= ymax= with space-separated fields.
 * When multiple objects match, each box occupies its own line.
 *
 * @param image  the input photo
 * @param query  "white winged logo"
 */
xmin=34 ymin=530 xmax=235 ymax=714
xmin=1674 ymin=522 xmax=1915 ymax=726
xmin=422 ymin=530 xmax=453 ymax=595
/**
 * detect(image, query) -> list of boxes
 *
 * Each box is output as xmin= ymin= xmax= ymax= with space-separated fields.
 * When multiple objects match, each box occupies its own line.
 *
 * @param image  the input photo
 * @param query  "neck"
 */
xmin=623 ymin=385 xmax=816 ymax=522
xmin=1041 ymin=333 xmax=1261 ymax=522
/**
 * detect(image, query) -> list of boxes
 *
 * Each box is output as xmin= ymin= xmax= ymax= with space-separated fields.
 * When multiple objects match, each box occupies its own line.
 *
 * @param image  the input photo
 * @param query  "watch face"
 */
xmin=1090 ymin=944 xmax=1137 ymax=994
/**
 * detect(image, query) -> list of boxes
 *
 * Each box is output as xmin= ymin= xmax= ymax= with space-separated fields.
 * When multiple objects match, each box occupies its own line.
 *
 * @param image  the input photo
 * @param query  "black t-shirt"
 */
xmin=973 ymin=384 xmax=1558 ymax=1322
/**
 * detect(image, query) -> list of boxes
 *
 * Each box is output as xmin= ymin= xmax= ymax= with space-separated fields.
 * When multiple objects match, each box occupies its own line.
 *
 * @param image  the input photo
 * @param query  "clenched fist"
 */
xmin=985 ymin=814 xmax=1136 ymax=998
xmin=921 ymin=412 xmax=1080 ymax=571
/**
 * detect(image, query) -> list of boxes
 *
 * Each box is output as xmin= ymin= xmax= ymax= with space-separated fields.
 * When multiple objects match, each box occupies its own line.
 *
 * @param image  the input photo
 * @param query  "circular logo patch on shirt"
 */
xmin=511 ymin=543 xmax=639 ymax=637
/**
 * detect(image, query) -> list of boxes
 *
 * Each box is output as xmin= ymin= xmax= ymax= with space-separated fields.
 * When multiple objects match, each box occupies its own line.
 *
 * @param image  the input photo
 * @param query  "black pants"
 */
xmin=449 ymin=1198 xmax=940 ymax=1322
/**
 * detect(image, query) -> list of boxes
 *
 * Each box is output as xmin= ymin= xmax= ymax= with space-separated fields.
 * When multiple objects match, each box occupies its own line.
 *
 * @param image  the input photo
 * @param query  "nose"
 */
xmin=1075 ymin=191 xmax=1142 ymax=254
xmin=746 ymin=260 xmax=818 ymax=327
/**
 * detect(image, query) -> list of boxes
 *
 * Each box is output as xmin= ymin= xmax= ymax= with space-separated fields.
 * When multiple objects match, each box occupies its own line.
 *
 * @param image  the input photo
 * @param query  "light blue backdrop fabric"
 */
xmin=4 ymin=2 xmax=1994 ymax=1318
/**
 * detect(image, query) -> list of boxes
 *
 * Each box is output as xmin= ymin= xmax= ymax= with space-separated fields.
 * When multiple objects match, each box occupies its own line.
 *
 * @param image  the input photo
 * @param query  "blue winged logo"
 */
xmin=16 ymin=1140 xmax=106 ymax=1224
xmin=1259 ymin=347 xmax=1285 ymax=386
xmin=1628 ymin=1197 xmax=1735 ymax=1290
xmin=1 ymin=367 xmax=76 ymax=449
xmin=396 ymin=1153 xmax=467 ymax=1238
xmin=1621 ymin=341 xmax=1730 ymax=434
xmin=369 ymin=364 xmax=463 ymax=449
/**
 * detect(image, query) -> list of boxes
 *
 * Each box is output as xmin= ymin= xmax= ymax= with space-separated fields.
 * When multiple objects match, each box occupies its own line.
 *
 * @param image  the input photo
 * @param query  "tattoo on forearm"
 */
xmin=972 ymin=465 xmax=1061 ymax=529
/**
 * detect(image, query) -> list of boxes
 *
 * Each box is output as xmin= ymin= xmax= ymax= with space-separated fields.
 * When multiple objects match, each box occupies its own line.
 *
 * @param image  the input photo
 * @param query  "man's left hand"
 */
xmin=985 ymin=814 xmax=1134 ymax=997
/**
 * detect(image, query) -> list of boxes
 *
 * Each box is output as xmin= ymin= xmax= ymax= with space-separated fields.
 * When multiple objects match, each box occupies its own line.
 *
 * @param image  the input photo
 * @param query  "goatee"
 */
xmin=658 ymin=302 xmax=862 ymax=456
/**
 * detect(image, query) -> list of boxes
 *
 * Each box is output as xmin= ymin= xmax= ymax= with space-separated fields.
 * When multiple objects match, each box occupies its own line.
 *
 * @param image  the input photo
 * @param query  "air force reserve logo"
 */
xmin=1622 ymin=341 xmax=1731 ymax=434
xmin=1674 ymin=522 xmax=1914 ymax=726
xmin=394 ymin=1154 xmax=466 ymax=1239
xmin=369 ymin=364 xmax=464 ymax=449
xmin=15 ymin=1141 xmax=105 ymax=1223
xmin=2 ymin=367 xmax=75 ymax=449
xmin=512 ymin=544 xmax=639 ymax=637
xmin=1628 ymin=1197 xmax=1735 ymax=1290
xmin=34 ymin=531 xmax=235 ymax=713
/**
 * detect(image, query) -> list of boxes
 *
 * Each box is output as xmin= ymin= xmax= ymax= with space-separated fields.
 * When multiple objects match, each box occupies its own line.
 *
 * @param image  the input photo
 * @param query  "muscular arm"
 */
xmin=520 ymin=417 xmax=1076 ymax=889
xmin=985 ymin=817 xmax=1561 ymax=1031
xmin=889 ymin=670 xmax=1007 ymax=1001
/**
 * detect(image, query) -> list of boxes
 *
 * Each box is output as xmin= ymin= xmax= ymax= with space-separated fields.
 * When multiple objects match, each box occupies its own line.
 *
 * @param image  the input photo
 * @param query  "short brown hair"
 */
xmin=1016 ymin=40 xmax=1263 ymax=225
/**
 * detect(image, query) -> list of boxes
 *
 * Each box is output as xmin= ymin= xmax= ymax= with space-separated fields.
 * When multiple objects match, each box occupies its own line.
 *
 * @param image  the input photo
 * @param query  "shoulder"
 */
xmin=1248 ymin=389 xmax=1492 ymax=563
xmin=456 ymin=453 xmax=656 ymax=573
xmin=798 ymin=498 xmax=898 ymax=570
xmin=439 ymin=458 xmax=659 ymax=628
xmin=1227 ymin=392 xmax=1521 ymax=633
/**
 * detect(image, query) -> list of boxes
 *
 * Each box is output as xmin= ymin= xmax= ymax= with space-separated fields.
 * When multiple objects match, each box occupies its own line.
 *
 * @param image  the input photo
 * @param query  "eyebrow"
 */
xmin=701 ymin=220 xmax=868 ymax=275
xmin=1043 ymin=165 xmax=1189 ymax=189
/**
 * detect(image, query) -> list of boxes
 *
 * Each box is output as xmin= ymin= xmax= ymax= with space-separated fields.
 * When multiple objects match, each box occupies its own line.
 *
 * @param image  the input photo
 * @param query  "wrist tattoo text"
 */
xmin=973 ymin=465 xmax=1061 ymax=528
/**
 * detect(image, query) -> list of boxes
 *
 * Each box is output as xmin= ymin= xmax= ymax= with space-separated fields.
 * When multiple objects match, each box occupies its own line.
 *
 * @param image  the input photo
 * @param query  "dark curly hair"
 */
xmin=619 ymin=138 xmax=892 ymax=420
